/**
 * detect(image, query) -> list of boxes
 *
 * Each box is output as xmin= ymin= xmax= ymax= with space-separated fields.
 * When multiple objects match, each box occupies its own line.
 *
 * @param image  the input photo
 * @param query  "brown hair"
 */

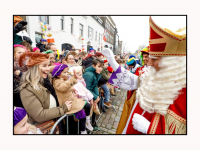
xmin=45 ymin=43 xmax=55 ymax=51
xmin=116 ymin=58 xmax=122 ymax=64
xmin=64 ymin=53 xmax=75 ymax=61
xmin=68 ymin=51 xmax=77 ymax=57
xmin=121 ymin=59 xmax=126 ymax=64
xmin=20 ymin=41 xmax=32 ymax=52
xmin=92 ymin=58 xmax=104 ymax=67
xmin=78 ymin=51 xmax=87 ymax=57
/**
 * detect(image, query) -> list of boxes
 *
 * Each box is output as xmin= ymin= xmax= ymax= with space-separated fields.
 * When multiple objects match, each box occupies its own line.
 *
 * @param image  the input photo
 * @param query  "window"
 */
xmin=107 ymin=32 xmax=109 ymax=42
xmin=99 ymin=33 xmax=100 ymax=42
xmin=88 ymin=26 xmax=93 ymax=40
xmin=61 ymin=16 xmax=64 ymax=30
xmin=95 ymin=31 xmax=97 ymax=41
xmin=38 ymin=16 xmax=49 ymax=24
xmin=79 ymin=24 xmax=83 ymax=36
xmin=71 ymin=18 xmax=73 ymax=34
xmin=35 ymin=32 xmax=43 ymax=43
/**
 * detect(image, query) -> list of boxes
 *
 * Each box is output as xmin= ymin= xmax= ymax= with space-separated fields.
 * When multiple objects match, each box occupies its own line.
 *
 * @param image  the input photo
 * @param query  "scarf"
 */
xmin=43 ymin=78 xmax=59 ymax=107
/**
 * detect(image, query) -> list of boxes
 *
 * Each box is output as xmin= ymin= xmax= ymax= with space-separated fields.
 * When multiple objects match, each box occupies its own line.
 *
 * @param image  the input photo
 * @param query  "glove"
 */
xmin=14 ymin=21 xmax=27 ymax=33
xmin=102 ymin=48 xmax=119 ymax=71
xmin=36 ymin=42 xmax=46 ymax=52
xmin=23 ymin=36 xmax=32 ymax=45
xmin=132 ymin=113 xmax=150 ymax=134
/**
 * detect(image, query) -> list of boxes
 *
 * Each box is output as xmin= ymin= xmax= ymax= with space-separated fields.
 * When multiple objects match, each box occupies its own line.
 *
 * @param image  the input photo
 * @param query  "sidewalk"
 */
xmin=93 ymin=89 xmax=127 ymax=134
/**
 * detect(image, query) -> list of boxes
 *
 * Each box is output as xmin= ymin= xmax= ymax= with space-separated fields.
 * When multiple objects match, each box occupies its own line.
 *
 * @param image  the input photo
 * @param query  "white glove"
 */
xmin=102 ymin=48 xmax=119 ymax=71
xmin=132 ymin=113 xmax=150 ymax=134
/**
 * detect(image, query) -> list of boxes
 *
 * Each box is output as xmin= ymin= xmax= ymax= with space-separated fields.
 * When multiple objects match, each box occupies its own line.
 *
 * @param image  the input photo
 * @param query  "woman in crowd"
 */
xmin=20 ymin=40 xmax=32 ymax=52
xmin=14 ymin=44 xmax=28 ymax=108
xmin=64 ymin=52 xmax=79 ymax=68
xmin=18 ymin=52 xmax=72 ymax=134
xmin=32 ymin=47 xmax=40 ymax=53
xmin=44 ymin=50 xmax=56 ymax=66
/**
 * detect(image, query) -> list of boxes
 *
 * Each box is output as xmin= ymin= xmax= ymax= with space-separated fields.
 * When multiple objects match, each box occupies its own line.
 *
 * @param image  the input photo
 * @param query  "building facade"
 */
xmin=99 ymin=16 xmax=116 ymax=51
xmin=25 ymin=16 xmax=105 ymax=52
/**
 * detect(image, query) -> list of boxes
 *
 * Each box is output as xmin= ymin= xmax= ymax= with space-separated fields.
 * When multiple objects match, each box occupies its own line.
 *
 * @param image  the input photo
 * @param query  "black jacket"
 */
xmin=82 ymin=57 xmax=94 ymax=69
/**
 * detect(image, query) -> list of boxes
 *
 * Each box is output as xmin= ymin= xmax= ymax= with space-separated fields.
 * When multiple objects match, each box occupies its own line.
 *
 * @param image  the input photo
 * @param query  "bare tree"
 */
xmin=122 ymin=42 xmax=129 ymax=55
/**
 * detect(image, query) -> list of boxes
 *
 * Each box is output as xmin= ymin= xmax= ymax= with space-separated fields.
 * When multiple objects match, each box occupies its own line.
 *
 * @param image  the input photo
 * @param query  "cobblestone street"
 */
xmin=93 ymin=89 xmax=127 ymax=134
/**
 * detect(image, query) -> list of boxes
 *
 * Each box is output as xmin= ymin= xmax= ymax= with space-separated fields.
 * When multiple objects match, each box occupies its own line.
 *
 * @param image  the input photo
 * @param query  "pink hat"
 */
xmin=32 ymin=47 xmax=40 ymax=52
xmin=14 ymin=44 xmax=28 ymax=52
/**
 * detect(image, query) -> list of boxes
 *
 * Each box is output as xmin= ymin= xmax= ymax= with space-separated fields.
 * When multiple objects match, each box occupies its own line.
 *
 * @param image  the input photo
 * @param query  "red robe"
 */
xmin=126 ymin=87 xmax=186 ymax=134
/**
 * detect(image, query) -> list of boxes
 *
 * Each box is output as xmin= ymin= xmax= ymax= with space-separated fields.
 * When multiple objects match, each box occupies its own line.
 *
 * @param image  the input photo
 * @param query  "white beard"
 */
xmin=136 ymin=56 xmax=186 ymax=116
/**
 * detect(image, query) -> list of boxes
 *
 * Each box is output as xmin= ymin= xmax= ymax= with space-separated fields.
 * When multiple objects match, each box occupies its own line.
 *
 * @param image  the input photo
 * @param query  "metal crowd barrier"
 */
xmin=50 ymin=114 xmax=79 ymax=134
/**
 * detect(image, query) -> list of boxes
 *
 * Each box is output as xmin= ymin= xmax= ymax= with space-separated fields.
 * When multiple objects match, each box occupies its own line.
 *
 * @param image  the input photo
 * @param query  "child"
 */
xmin=83 ymin=58 xmax=104 ymax=131
xmin=68 ymin=66 xmax=94 ymax=104
xmin=14 ymin=107 xmax=43 ymax=134
xmin=32 ymin=47 xmax=40 ymax=53
xmin=14 ymin=45 xmax=28 ymax=108
xmin=99 ymin=60 xmax=111 ymax=111
xmin=52 ymin=64 xmax=93 ymax=134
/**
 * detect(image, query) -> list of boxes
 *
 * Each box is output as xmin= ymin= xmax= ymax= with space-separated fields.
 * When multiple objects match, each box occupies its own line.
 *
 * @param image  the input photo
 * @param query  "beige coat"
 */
xmin=53 ymin=76 xmax=86 ymax=114
xmin=20 ymin=84 xmax=68 ymax=125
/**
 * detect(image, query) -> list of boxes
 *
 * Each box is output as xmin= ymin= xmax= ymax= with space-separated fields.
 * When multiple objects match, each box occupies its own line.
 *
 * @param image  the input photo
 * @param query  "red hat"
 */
xmin=104 ymin=60 xmax=108 ymax=63
xmin=19 ymin=52 xmax=49 ymax=68
xmin=107 ymin=66 xmax=113 ymax=73
xmin=149 ymin=16 xmax=186 ymax=56
xmin=95 ymin=52 xmax=104 ymax=57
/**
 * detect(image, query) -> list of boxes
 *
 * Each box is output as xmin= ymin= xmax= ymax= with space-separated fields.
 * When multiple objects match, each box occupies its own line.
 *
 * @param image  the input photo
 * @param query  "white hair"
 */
xmin=136 ymin=56 xmax=186 ymax=115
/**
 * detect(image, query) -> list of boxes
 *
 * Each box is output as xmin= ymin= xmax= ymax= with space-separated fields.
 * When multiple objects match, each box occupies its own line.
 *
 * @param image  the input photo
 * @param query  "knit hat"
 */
xmin=14 ymin=16 xmax=23 ymax=24
xmin=52 ymin=64 xmax=68 ymax=78
xmin=14 ymin=44 xmax=28 ymax=52
xmin=127 ymin=57 xmax=136 ymax=66
xmin=14 ymin=107 xmax=27 ymax=126
xmin=68 ymin=66 xmax=82 ymax=76
xmin=107 ymin=66 xmax=113 ymax=73
xmin=32 ymin=47 xmax=40 ymax=52
xmin=44 ymin=50 xmax=53 ymax=54
xmin=129 ymin=55 xmax=136 ymax=59
xmin=40 ymin=39 xmax=47 ymax=42
xmin=19 ymin=52 xmax=50 ymax=68
xmin=104 ymin=60 xmax=108 ymax=63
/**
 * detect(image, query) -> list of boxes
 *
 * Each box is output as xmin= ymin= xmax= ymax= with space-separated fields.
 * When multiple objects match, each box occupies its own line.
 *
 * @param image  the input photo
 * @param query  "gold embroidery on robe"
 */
xmin=149 ymin=113 xmax=160 ymax=134
xmin=165 ymin=109 xmax=186 ymax=134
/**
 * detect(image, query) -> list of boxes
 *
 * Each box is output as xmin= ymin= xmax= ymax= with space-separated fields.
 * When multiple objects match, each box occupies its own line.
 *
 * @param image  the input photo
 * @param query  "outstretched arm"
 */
xmin=102 ymin=48 xmax=138 ymax=91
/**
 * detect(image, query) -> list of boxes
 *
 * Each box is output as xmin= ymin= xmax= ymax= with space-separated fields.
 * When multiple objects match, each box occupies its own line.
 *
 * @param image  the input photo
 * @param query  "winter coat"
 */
xmin=52 ymin=76 xmax=86 ymax=114
xmin=100 ymin=67 xmax=109 ymax=81
xmin=20 ymin=83 xmax=68 ymax=125
xmin=98 ymin=67 xmax=110 ymax=87
xmin=82 ymin=55 xmax=95 ymax=69
xmin=83 ymin=66 xmax=101 ymax=100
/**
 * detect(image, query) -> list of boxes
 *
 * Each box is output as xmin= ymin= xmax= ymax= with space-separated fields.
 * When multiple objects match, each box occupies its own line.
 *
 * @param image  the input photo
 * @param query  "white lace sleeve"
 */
xmin=109 ymin=66 xmax=138 ymax=91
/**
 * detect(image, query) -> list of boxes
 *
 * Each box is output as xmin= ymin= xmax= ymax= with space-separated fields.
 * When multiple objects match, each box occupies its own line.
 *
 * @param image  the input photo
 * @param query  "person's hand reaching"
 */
xmin=65 ymin=101 xmax=72 ymax=111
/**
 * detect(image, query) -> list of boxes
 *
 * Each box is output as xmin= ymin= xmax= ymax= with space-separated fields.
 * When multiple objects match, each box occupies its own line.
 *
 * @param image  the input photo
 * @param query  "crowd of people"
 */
xmin=13 ymin=16 xmax=186 ymax=135
xmin=13 ymin=16 xmax=134 ymax=134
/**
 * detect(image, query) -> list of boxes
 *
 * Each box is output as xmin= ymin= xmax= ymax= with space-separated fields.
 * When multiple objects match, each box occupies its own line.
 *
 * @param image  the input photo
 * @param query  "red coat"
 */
xmin=126 ymin=87 xmax=186 ymax=134
xmin=134 ymin=66 xmax=145 ymax=76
